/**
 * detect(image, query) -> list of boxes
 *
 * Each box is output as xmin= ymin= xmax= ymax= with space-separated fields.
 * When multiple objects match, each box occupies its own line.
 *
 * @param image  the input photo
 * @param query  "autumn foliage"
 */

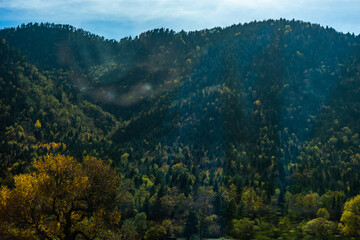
xmin=2 ymin=19 xmax=360 ymax=239
xmin=340 ymin=195 xmax=360 ymax=237
xmin=0 ymin=154 xmax=121 ymax=240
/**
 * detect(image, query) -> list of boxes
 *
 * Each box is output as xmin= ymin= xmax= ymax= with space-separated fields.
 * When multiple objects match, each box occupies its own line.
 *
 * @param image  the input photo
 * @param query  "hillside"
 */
xmin=1 ymin=19 xmax=360 ymax=238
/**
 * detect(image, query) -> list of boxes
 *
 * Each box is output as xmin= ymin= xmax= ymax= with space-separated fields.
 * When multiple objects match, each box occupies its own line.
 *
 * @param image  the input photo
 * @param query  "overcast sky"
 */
xmin=0 ymin=0 xmax=359 ymax=40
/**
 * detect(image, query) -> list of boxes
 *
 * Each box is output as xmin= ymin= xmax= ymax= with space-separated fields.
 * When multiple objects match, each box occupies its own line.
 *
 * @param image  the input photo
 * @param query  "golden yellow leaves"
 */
xmin=340 ymin=195 xmax=360 ymax=237
xmin=35 ymin=119 xmax=42 ymax=129
xmin=241 ymin=187 xmax=263 ymax=214
xmin=0 ymin=154 xmax=121 ymax=239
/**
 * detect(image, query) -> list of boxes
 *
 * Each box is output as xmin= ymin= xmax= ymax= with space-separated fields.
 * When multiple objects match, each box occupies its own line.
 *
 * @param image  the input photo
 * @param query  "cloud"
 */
xmin=1 ymin=0 xmax=360 ymax=39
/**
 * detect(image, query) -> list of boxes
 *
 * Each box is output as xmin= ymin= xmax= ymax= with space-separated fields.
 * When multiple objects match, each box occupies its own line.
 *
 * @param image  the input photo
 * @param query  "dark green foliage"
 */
xmin=1 ymin=19 xmax=360 ymax=238
xmin=183 ymin=211 xmax=198 ymax=238
xmin=230 ymin=218 xmax=256 ymax=240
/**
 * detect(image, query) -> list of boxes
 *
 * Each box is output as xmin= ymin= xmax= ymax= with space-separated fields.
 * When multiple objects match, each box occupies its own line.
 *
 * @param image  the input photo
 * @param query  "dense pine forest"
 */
xmin=1 ymin=19 xmax=360 ymax=239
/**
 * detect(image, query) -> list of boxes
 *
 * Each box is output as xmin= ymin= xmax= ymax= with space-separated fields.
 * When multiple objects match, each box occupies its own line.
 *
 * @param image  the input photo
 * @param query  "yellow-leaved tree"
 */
xmin=340 ymin=194 xmax=360 ymax=238
xmin=0 ymin=154 xmax=121 ymax=240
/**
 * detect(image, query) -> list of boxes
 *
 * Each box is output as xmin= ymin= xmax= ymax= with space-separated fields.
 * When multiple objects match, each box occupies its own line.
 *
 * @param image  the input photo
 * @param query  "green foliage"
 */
xmin=317 ymin=208 xmax=330 ymax=219
xmin=230 ymin=218 xmax=256 ymax=240
xmin=134 ymin=212 xmax=148 ymax=236
xmin=120 ymin=219 xmax=139 ymax=240
xmin=302 ymin=218 xmax=338 ymax=240
xmin=288 ymin=192 xmax=319 ymax=218
xmin=145 ymin=224 xmax=167 ymax=240
xmin=1 ymin=19 xmax=360 ymax=239
xmin=241 ymin=187 xmax=264 ymax=216
xmin=340 ymin=195 xmax=360 ymax=237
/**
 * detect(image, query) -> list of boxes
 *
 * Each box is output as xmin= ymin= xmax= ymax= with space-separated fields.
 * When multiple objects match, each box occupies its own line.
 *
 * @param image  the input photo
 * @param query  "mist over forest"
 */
xmin=1 ymin=19 xmax=360 ymax=239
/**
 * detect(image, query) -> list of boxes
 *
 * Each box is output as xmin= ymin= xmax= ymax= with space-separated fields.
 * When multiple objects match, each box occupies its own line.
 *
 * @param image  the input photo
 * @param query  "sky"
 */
xmin=0 ymin=0 xmax=360 ymax=40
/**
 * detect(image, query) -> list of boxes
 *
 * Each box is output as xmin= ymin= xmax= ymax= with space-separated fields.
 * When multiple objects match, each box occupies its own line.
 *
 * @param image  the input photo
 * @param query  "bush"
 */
xmin=302 ymin=217 xmax=337 ymax=240
xmin=145 ymin=225 xmax=167 ymax=240
xmin=230 ymin=218 xmax=255 ymax=240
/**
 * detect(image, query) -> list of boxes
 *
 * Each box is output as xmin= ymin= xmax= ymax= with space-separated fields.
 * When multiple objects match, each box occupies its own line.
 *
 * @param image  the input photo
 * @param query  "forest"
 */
xmin=1 ymin=19 xmax=360 ymax=239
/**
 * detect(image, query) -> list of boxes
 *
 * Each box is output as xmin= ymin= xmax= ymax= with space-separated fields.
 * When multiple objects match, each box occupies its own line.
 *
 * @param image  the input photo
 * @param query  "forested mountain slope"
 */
xmin=1 ymin=19 xmax=360 ymax=238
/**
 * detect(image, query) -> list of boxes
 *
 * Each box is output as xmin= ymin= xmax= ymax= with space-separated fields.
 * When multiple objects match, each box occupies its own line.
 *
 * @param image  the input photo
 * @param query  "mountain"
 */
xmin=0 ymin=35 xmax=118 ymax=179
xmin=1 ymin=19 xmax=360 ymax=238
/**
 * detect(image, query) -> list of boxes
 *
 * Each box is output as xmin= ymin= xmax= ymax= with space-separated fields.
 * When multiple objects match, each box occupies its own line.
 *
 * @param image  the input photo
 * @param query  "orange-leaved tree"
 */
xmin=0 ymin=154 xmax=121 ymax=240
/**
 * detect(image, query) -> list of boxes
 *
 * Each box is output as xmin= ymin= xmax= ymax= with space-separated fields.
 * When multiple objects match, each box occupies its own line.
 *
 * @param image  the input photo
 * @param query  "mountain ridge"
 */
xmin=1 ymin=18 xmax=360 ymax=238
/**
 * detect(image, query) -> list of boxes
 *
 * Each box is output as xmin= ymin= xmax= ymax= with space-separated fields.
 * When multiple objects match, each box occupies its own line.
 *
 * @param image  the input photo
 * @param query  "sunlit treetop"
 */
xmin=0 ymin=154 xmax=121 ymax=240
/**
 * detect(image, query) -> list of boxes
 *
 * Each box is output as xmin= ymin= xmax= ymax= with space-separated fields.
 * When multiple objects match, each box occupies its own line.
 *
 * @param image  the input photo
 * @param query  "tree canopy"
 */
xmin=340 ymin=195 xmax=360 ymax=237
xmin=1 ymin=19 xmax=360 ymax=239
xmin=0 ymin=154 xmax=121 ymax=240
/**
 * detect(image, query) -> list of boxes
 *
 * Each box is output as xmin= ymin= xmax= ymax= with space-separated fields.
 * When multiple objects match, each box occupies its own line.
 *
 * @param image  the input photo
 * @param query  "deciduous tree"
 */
xmin=0 ymin=154 xmax=121 ymax=240
xmin=340 ymin=194 xmax=360 ymax=237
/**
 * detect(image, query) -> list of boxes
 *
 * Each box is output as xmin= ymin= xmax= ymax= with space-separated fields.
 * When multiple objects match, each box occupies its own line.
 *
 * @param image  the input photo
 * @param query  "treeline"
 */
xmin=0 ymin=154 xmax=359 ymax=239
xmin=1 ymin=19 xmax=360 ymax=239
